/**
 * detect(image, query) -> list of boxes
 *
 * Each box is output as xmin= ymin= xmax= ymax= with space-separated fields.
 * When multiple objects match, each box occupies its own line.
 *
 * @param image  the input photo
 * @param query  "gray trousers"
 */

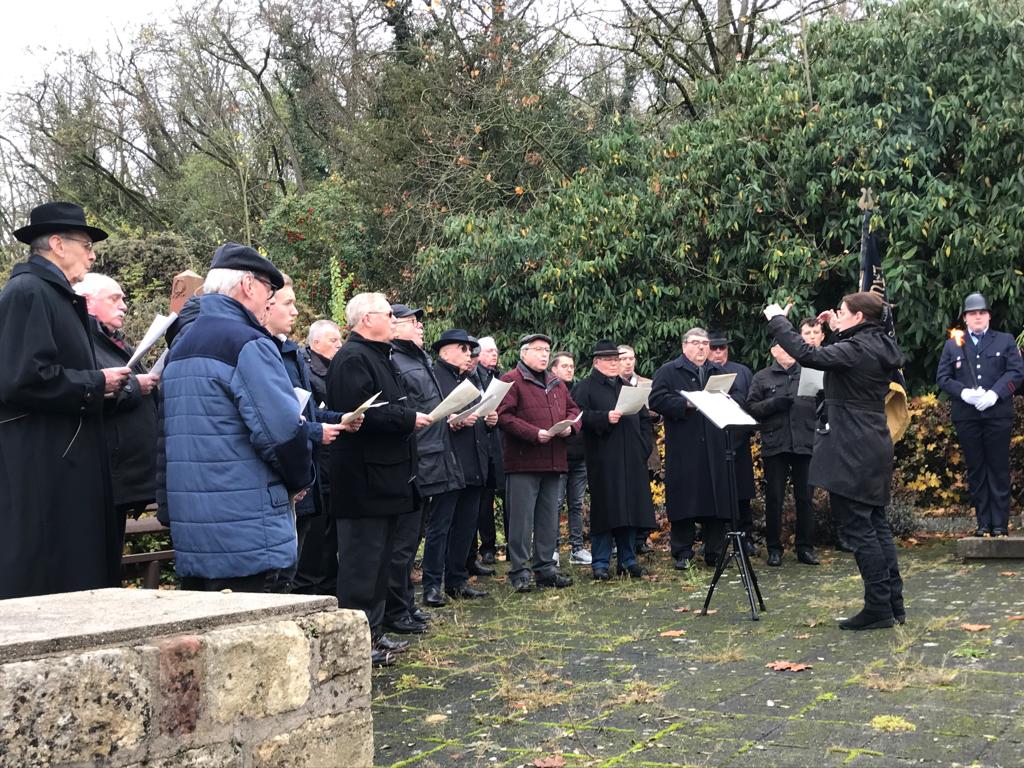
xmin=506 ymin=472 xmax=562 ymax=582
xmin=557 ymin=458 xmax=588 ymax=550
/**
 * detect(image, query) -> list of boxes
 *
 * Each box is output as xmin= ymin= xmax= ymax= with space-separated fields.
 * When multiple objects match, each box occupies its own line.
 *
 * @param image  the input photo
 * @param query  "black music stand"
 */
xmin=682 ymin=389 xmax=766 ymax=621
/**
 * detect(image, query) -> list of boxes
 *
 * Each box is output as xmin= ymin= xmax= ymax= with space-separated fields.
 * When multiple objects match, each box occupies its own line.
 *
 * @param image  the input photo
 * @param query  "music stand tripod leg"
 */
xmin=733 ymin=533 xmax=761 ymax=620
xmin=700 ymin=535 xmax=733 ymax=615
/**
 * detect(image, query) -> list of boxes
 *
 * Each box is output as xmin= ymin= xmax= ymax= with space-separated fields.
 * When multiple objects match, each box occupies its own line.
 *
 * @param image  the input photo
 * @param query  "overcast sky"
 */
xmin=0 ymin=0 xmax=183 ymax=94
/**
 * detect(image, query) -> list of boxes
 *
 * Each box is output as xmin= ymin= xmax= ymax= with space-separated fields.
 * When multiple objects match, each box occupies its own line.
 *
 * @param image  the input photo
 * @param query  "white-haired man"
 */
xmin=75 ymin=273 xmax=161 ymax=550
xmin=163 ymin=243 xmax=314 ymax=594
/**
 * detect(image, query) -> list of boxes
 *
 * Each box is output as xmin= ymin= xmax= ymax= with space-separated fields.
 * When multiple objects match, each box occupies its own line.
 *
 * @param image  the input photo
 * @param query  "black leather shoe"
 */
xmin=635 ymin=539 xmax=654 ymax=555
xmin=423 ymin=587 xmax=448 ymax=607
xmin=617 ymin=563 xmax=647 ymax=578
xmin=384 ymin=616 xmax=428 ymax=634
xmin=797 ymin=549 xmax=820 ymax=565
xmin=371 ymin=649 xmax=396 ymax=667
xmin=411 ymin=607 xmax=432 ymax=623
xmin=468 ymin=561 xmax=496 ymax=577
xmin=446 ymin=584 xmax=489 ymax=599
xmin=674 ymin=557 xmax=691 ymax=570
xmin=743 ymin=538 xmax=758 ymax=557
xmin=835 ymin=537 xmax=855 ymax=553
xmin=703 ymin=553 xmax=719 ymax=567
xmin=480 ymin=551 xmax=497 ymax=565
xmin=839 ymin=609 xmax=895 ymax=631
xmin=766 ymin=550 xmax=783 ymax=567
xmin=992 ymin=528 xmax=1009 ymax=537
xmin=511 ymin=577 xmax=533 ymax=593
xmin=973 ymin=528 xmax=992 ymax=537
xmin=592 ymin=568 xmax=610 ymax=581
xmin=536 ymin=573 xmax=573 ymax=588
xmin=893 ymin=611 xmax=907 ymax=625
xmin=375 ymin=634 xmax=411 ymax=653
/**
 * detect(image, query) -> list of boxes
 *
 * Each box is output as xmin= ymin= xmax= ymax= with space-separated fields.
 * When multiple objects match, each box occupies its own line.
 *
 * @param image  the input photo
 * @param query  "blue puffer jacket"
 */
xmin=163 ymin=293 xmax=314 ymax=578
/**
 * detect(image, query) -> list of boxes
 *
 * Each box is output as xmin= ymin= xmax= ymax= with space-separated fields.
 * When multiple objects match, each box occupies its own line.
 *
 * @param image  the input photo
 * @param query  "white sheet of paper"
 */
xmin=797 ymin=367 xmax=825 ymax=397
xmin=127 ymin=312 xmax=178 ymax=368
xmin=548 ymin=411 xmax=583 ymax=435
xmin=342 ymin=391 xmax=383 ymax=425
xmin=614 ymin=383 xmax=651 ymax=415
xmin=149 ymin=349 xmax=168 ymax=378
xmin=682 ymin=390 xmax=758 ymax=430
xmin=475 ymin=379 xmax=513 ymax=416
xmin=294 ymin=387 xmax=312 ymax=414
xmin=703 ymin=373 xmax=736 ymax=393
xmin=427 ymin=379 xmax=481 ymax=421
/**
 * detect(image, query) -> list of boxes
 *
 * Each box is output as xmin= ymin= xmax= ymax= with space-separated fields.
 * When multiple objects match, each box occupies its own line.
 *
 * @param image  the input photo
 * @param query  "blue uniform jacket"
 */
xmin=936 ymin=330 xmax=1023 ymax=422
xmin=163 ymin=293 xmax=314 ymax=578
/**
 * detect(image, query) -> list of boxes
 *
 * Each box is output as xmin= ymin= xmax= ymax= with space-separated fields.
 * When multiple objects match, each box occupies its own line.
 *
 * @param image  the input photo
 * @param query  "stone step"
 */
xmin=956 ymin=534 xmax=1024 ymax=561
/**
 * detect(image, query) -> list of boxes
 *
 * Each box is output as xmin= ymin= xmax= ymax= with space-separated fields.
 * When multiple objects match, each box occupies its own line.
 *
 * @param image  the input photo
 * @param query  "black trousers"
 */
xmin=763 ymin=453 xmax=814 ymax=552
xmin=448 ymin=487 xmax=483 ymax=589
xmin=954 ymin=417 xmax=1013 ymax=531
xmin=670 ymin=518 xmax=725 ymax=562
xmin=292 ymin=508 xmax=338 ymax=595
xmin=472 ymin=486 xmax=499 ymax=558
xmin=831 ymin=494 xmax=903 ymax=615
xmin=337 ymin=515 xmax=399 ymax=638
xmin=384 ymin=509 xmax=422 ymax=624
xmin=181 ymin=570 xmax=285 ymax=593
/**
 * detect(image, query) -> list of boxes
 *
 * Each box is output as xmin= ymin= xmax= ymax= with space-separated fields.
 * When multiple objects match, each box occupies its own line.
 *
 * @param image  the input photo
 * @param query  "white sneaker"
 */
xmin=570 ymin=548 xmax=593 ymax=565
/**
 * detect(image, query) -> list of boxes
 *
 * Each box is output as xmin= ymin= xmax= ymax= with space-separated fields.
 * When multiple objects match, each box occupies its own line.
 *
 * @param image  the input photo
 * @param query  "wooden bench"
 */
xmin=122 ymin=514 xmax=174 ymax=589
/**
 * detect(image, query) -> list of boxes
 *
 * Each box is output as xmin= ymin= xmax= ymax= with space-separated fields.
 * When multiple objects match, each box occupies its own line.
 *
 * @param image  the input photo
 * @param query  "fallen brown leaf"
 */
xmin=766 ymin=660 xmax=812 ymax=672
xmin=803 ymin=619 xmax=818 ymax=628
xmin=795 ymin=633 xmax=811 ymax=639
xmin=659 ymin=629 xmax=687 ymax=637
xmin=1008 ymin=615 xmax=1024 ymax=621
xmin=999 ymin=571 xmax=1019 ymax=577
xmin=533 ymin=756 xmax=566 ymax=768
xmin=673 ymin=606 xmax=691 ymax=613
xmin=960 ymin=623 xmax=992 ymax=632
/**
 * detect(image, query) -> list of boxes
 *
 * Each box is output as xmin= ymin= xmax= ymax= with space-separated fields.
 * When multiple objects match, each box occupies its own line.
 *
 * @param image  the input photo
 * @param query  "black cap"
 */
xmin=962 ymin=292 xmax=990 ymax=314
xmin=432 ymin=328 xmax=477 ymax=353
xmin=708 ymin=332 xmax=730 ymax=347
xmin=211 ymin=242 xmax=285 ymax=289
xmin=14 ymin=202 xmax=109 ymax=244
xmin=591 ymin=339 xmax=620 ymax=358
xmin=391 ymin=303 xmax=424 ymax=320
xmin=518 ymin=332 xmax=552 ymax=347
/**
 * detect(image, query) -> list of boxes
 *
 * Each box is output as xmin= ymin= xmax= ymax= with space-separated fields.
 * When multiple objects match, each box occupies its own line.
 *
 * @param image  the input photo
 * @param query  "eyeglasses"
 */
xmin=525 ymin=346 xmax=550 ymax=354
xmin=366 ymin=310 xmax=395 ymax=319
xmin=709 ymin=344 xmax=727 ymax=351
xmin=394 ymin=316 xmax=421 ymax=325
xmin=61 ymin=236 xmax=94 ymax=252
xmin=250 ymin=273 xmax=277 ymax=299
xmin=685 ymin=340 xmax=710 ymax=347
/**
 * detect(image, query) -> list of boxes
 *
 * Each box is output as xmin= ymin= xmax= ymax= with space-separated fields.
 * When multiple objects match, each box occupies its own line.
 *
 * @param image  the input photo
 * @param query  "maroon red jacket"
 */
xmin=497 ymin=362 xmax=580 ymax=474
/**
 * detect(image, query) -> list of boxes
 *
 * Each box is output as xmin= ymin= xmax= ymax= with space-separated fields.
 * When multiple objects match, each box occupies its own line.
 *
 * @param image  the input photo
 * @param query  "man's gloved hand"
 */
xmin=976 ymin=390 xmax=999 ymax=411
xmin=960 ymin=387 xmax=983 ymax=405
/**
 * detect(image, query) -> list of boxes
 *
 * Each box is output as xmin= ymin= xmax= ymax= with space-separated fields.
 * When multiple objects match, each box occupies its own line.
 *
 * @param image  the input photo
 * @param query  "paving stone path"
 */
xmin=372 ymin=540 xmax=1024 ymax=767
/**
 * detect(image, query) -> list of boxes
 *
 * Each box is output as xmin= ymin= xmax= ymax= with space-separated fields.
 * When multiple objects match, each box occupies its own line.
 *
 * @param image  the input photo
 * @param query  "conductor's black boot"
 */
xmin=839 ymin=608 xmax=895 ymax=631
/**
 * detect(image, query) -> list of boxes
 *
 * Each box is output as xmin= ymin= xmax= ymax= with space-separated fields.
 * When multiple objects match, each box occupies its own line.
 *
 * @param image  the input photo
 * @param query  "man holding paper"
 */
xmin=0 ymin=202 xmax=130 ymax=598
xmin=571 ymin=340 xmax=656 ymax=580
xmin=497 ymin=333 xmax=579 ymax=592
xmin=650 ymin=327 xmax=731 ymax=571
xmin=75 ymin=273 xmax=160 ymax=552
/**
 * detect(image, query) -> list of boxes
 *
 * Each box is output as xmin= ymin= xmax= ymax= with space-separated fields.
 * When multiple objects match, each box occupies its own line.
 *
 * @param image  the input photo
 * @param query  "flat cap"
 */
xmin=518 ymin=333 xmax=552 ymax=347
xmin=211 ymin=242 xmax=284 ymax=289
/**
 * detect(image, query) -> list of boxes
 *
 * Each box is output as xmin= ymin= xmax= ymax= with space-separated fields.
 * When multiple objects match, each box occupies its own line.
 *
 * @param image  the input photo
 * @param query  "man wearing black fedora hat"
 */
xmin=0 ymin=202 xmax=132 ymax=598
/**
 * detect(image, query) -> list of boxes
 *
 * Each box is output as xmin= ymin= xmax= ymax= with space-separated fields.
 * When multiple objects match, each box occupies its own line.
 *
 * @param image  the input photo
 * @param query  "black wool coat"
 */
xmin=769 ymin=317 xmax=905 ymax=507
xmin=571 ymin=369 xmax=656 ymax=534
xmin=747 ymin=361 xmax=816 ymax=457
xmin=326 ymin=332 xmax=419 ymax=518
xmin=0 ymin=257 xmax=120 ymax=598
xmin=90 ymin=319 xmax=159 ymax=507
xmin=650 ymin=355 xmax=733 ymax=522
xmin=435 ymin=359 xmax=491 ymax=487
xmin=391 ymin=339 xmax=464 ymax=496
xmin=303 ymin=345 xmax=333 ymax=497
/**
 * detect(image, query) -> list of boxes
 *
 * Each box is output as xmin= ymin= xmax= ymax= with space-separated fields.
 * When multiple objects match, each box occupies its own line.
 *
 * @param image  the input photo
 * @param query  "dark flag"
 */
xmin=857 ymin=190 xmax=909 ymax=439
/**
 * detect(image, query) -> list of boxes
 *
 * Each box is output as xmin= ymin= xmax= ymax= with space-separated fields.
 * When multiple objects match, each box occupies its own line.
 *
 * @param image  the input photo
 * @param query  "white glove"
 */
xmin=763 ymin=302 xmax=792 ymax=321
xmin=960 ymin=387 xmax=983 ymax=405
xmin=976 ymin=390 xmax=999 ymax=411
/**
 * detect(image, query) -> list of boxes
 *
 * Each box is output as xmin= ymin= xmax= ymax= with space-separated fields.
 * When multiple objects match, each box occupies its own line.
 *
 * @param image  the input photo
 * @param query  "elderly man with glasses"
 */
xmin=0 ymin=202 xmax=131 ymax=598
xmin=496 ymin=333 xmax=580 ymax=592
xmin=650 ymin=327 xmax=732 ymax=570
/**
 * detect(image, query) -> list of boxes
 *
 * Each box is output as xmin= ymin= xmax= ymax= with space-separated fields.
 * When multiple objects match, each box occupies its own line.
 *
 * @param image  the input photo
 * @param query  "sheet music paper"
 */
xmin=148 ymin=350 xmax=168 ymax=377
xmin=342 ymin=391 xmax=384 ymax=425
xmin=427 ymin=379 xmax=481 ymax=421
xmin=294 ymin=387 xmax=312 ymax=414
xmin=548 ymin=411 xmax=583 ymax=435
xmin=682 ymin=390 xmax=758 ymax=430
xmin=797 ymin=367 xmax=825 ymax=397
xmin=451 ymin=379 xmax=513 ymax=424
xmin=614 ymin=382 xmax=651 ymax=415
xmin=703 ymin=373 xmax=736 ymax=393
xmin=127 ymin=312 xmax=178 ymax=368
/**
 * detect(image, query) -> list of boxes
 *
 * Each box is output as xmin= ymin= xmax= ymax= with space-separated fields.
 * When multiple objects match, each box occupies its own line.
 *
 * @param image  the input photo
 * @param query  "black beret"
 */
xmin=211 ymin=242 xmax=285 ymax=290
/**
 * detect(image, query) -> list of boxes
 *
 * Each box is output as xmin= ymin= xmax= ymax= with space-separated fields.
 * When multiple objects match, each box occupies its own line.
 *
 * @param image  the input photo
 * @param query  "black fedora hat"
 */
xmin=432 ymin=328 xmax=477 ymax=353
xmin=14 ymin=202 xmax=109 ymax=245
xmin=590 ymin=339 xmax=620 ymax=358
xmin=708 ymin=332 xmax=730 ymax=347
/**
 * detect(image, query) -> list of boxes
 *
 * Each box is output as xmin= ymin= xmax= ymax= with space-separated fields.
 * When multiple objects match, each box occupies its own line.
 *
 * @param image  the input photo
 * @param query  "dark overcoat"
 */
xmin=326 ymin=332 xmax=419 ymax=518
xmin=0 ymin=256 xmax=119 ymax=598
xmin=746 ymin=361 xmax=816 ymax=457
xmin=571 ymin=369 xmax=656 ymax=534
xmin=720 ymin=360 xmax=756 ymax=499
xmin=768 ymin=316 xmax=905 ymax=507
xmin=90 ymin=319 xmax=159 ymax=507
xmin=434 ymin=359 xmax=491 ymax=487
xmin=650 ymin=355 xmax=732 ymax=522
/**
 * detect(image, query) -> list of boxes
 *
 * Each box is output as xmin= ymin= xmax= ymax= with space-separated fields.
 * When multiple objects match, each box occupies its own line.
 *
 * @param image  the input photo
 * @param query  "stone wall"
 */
xmin=0 ymin=589 xmax=373 ymax=768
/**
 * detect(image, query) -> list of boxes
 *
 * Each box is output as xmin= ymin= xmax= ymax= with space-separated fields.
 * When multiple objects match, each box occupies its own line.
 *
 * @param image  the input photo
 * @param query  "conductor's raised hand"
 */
xmin=763 ymin=302 xmax=793 ymax=321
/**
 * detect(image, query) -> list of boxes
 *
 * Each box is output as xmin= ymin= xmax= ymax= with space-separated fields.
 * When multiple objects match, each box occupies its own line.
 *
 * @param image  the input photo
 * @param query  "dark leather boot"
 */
xmin=839 ymin=608 xmax=895 ymax=630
